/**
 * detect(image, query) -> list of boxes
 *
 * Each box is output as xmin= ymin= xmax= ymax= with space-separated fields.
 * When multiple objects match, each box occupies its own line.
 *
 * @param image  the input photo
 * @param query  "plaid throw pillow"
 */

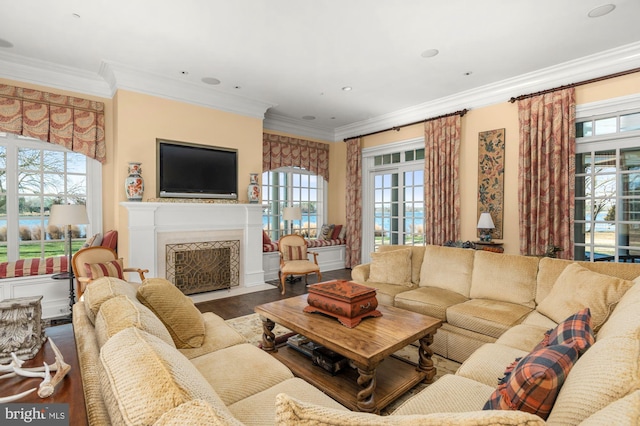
xmin=283 ymin=245 xmax=306 ymax=261
xmin=483 ymin=342 xmax=580 ymax=420
xmin=533 ymin=307 xmax=594 ymax=355
xmin=85 ymin=259 xmax=125 ymax=280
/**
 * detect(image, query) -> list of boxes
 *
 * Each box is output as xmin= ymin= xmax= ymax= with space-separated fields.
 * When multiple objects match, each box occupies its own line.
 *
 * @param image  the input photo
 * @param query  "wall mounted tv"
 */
xmin=157 ymin=139 xmax=238 ymax=199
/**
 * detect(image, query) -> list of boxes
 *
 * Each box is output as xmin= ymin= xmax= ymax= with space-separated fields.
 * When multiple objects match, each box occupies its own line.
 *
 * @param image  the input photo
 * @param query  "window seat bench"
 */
xmin=262 ymin=238 xmax=346 ymax=280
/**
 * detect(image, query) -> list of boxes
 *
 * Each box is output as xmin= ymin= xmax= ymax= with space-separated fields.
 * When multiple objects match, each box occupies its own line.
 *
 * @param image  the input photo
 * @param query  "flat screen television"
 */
xmin=157 ymin=139 xmax=238 ymax=199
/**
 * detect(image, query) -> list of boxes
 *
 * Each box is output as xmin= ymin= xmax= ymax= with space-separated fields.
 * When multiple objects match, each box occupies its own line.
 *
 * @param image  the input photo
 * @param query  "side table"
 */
xmin=51 ymin=271 xmax=75 ymax=316
xmin=1 ymin=323 xmax=88 ymax=425
xmin=473 ymin=241 xmax=504 ymax=251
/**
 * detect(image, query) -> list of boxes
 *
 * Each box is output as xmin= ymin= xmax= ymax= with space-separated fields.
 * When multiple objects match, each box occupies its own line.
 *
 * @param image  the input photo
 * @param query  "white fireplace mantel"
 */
xmin=121 ymin=201 xmax=271 ymax=301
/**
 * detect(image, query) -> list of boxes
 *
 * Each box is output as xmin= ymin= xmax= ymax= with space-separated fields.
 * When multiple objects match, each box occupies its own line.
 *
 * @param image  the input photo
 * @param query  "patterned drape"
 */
xmin=424 ymin=115 xmax=461 ymax=244
xmin=518 ymin=88 xmax=575 ymax=259
xmin=262 ymin=133 xmax=330 ymax=181
xmin=0 ymin=84 xmax=106 ymax=163
xmin=345 ymin=138 xmax=362 ymax=268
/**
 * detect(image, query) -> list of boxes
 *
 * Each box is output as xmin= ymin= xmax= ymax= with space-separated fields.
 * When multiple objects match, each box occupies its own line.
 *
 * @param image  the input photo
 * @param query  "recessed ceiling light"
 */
xmin=0 ymin=38 xmax=14 ymax=48
xmin=201 ymin=77 xmax=221 ymax=85
xmin=588 ymin=4 xmax=616 ymax=17
xmin=234 ymin=86 xmax=241 ymax=89
xmin=421 ymin=49 xmax=439 ymax=58
xmin=71 ymin=13 xmax=81 ymax=18
xmin=302 ymin=115 xmax=316 ymax=120
xmin=342 ymin=86 xmax=352 ymax=92
xmin=463 ymin=71 xmax=473 ymax=76
xmin=180 ymin=71 xmax=189 ymax=75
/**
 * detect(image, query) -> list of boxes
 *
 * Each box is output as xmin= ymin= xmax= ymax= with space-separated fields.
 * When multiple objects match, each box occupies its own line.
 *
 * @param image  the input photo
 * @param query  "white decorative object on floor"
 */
xmin=0 ymin=296 xmax=46 ymax=363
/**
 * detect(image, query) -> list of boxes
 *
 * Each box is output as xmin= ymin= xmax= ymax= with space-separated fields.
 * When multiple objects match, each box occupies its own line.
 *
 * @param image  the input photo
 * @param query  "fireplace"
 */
xmin=121 ymin=202 xmax=269 ymax=302
xmin=166 ymin=240 xmax=240 ymax=295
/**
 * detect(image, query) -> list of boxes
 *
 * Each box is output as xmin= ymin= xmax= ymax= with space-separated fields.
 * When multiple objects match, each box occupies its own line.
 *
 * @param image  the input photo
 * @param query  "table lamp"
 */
xmin=283 ymin=206 xmax=302 ymax=235
xmin=48 ymin=204 xmax=89 ymax=313
xmin=477 ymin=212 xmax=495 ymax=242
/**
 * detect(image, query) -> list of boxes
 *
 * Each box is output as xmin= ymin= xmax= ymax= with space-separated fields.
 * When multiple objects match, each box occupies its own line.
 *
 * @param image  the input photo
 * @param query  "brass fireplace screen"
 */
xmin=165 ymin=240 xmax=240 ymax=295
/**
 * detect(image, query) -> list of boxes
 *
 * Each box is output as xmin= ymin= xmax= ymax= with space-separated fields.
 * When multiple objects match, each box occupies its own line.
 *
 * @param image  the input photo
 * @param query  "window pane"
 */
xmin=415 ymin=149 xmax=425 ymax=160
xmin=594 ymin=117 xmax=617 ymax=135
xmin=621 ymin=149 xmax=640 ymax=171
xmin=576 ymin=121 xmax=593 ymax=138
xmin=620 ymin=112 xmax=640 ymax=132
xmin=66 ymin=152 xmax=86 ymax=173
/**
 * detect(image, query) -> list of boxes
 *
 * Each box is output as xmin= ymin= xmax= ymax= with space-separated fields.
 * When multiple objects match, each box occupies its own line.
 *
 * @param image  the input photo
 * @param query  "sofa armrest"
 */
xmin=351 ymin=263 xmax=370 ymax=283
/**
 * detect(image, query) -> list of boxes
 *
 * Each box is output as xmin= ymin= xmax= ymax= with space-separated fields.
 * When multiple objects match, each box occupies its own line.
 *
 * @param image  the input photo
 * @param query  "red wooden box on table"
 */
xmin=304 ymin=280 xmax=381 ymax=328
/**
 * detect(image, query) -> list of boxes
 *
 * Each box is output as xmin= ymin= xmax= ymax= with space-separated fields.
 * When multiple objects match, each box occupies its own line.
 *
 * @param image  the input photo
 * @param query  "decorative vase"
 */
xmin=125 ymin=162 xmax=144 ymax=202
xmin=247 ymin=173 xmax=260 ymax=204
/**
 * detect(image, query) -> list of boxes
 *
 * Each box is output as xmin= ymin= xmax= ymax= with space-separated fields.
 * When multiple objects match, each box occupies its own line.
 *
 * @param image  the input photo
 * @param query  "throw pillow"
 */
xmin=101 ymin=229 xmax=118 ymax=250
xmin=483 ymin=342 xmax=580 ymax=420
xmin=318 ymin=224 xmax=334 ymax=241
xmin=282 ymin=245 xmax=306 ymax=261
xmin=275 ymin=393 xmax=546 ymax=426
xmin=81 ymin=233 xmax=102 ymax=249
xmin=366 ymin=248 xmax=412 ymax=287
xmin=331 ymin=225 xmax=343 ymax=240
xmin=82 ymin=276 xmax=138 ymax=325
xmin=94 ymin=295 xmax=174 ymax=348
xmin=532 ymin=307 xmax=594 ymax=355
xmin=338 ymin=226 xmax=347 ymax=239
xmin=136 ymin=278 xmax=206 ymax=349
xmin=85 ymin=259 xmax=125 ymax=280
xmin=263 ymin=230 xmax=272 ymax=245
xmin=536 ymin=263 xmax=633 ymax=331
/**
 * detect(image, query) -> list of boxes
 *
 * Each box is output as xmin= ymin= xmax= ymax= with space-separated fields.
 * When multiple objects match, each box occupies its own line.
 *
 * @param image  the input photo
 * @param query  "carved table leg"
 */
xmin=260 ymin=317 xmax=277 ymax=352
xmin=355 ymin=364 xmax=378 ymax=413
xmin=417 ymin=333 xmax=437 ymax=383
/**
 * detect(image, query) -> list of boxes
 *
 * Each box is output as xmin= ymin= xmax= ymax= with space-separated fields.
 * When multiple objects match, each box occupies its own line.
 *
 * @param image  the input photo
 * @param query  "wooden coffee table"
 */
xmin=255 ymin=294 xmax=441 ymax=413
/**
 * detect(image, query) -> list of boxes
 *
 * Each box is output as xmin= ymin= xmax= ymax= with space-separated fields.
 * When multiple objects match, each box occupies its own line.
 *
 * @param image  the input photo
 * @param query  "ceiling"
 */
xmin=1 ymin=1 xmax=640 ymax=141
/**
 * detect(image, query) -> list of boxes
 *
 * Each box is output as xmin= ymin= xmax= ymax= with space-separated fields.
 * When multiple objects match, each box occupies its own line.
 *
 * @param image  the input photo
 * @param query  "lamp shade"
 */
xmin=282 ymin=206 xmax=302 ymax=221
xmin=49 ymin=204 xmax=89 ymax=226
xmin=477 ymin=212 xmax=495 ymax=229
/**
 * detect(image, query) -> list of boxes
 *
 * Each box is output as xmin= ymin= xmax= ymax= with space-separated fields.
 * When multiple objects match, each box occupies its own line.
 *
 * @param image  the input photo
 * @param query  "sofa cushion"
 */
xmin=85 ymin=258 xmax=124 ymax=280
xmin=547 ymin=335 xmax=640 ymax=424
xmin=470 ymin=251 xmax=539 ymax=308
xmin=378 ymin=245 xmax=425 ymax=285
xmin=354 ymin=280 xmax=412 ymax=306
xmin=483 ymin=342 xmax=580 ymax=420
xmin=178 ymin=312 xmax=247 ymax=359
xmin=536 ymin=262 xmax=633 ymax=331
xmin=137 ymin=278 xmax=205 ymax=349
xmin=395 ymin=287 xmax=468 ymax=321
xmin=275 ymin=393 xmax=546 ymax=426
xmin=83 ymin=276 xmax=138 ymax=324
xmin=367 ymin=248 xmax=412 ymax=287
xmin=231 ymin=378 xmax=349 ymax=426
xmin=95 ymin=295 xmax=174 ymax=348
xmin=532 ymin=308 xmax=594 ymax=355
xmin=597 ymin=277 xmax=640 ymax=340
xmin=190 ymin=343 xmax=294 ymax=406
xmin=495 ymin=324 xmax=549 ymax=352
xmin=99 ymin=327 xmax=229 ymax=426
xmin=578 ymin=390 xmax=640 ymax=426
xmin=446 ymin=299 xmax=533 ymax=339
xmin=153 ymin=399 xmax=244 ymax=426
xmin=456 ymin=343 xmax=529 ymax=388
xmin=419 ymin=245 xmax=475 ymax=297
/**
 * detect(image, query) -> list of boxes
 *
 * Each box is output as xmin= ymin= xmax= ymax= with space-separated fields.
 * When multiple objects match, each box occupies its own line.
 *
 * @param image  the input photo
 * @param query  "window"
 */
xmin=0 ymin=133 xmax=102 ymax=262
xmin=575 ymin=102 xmax=640 ymax=262
xmin=261 ymin=168 xmax=325 ymax=240
xmin=363 ymin=139 xmax=425 ymax=261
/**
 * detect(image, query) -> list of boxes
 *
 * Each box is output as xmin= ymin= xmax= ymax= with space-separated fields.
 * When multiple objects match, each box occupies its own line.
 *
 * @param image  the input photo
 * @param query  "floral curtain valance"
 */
xmin=262 ymin=133 xmax=330 ymax=181
xmin=0 ymin=84 xmax=106 ymax=163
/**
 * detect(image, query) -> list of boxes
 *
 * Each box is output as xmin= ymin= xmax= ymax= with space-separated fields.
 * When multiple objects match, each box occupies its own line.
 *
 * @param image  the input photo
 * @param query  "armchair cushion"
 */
xmin=367 ymin=248 xmax=412 ymax=287
xmin=282 ymin=245 xmax=306 ymax=261
xmin=85 ymin=258 xmax=124 ymax=280
xmin=136 ymin=278 xmax=205 ymax=349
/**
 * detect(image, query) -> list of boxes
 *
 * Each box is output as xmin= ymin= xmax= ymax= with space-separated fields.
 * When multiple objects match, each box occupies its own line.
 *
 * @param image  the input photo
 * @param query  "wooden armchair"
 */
xmin=278 ymin=234 xmax=321 ymax=295
xmin=71 ymin=246 xmax=148 ymax=298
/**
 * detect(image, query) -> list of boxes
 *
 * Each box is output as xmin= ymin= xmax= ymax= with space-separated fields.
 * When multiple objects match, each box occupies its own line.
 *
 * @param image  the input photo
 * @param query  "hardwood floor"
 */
xmin=196 ymin=268 xmax=353 ymax=320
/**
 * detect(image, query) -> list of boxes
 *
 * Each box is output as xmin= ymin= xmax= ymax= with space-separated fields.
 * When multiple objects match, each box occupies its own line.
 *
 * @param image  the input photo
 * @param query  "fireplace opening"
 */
xmin=165 ymin=240 xmax=240 ymax=295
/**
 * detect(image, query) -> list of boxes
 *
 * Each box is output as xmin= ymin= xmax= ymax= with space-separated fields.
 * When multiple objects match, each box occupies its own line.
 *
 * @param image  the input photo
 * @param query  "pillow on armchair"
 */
xmin=84 ymin=259 xmax=125 ymax=280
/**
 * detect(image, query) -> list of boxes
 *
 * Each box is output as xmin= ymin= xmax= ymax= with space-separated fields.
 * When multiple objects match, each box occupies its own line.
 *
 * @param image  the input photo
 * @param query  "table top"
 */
xmin=1 ymin=323 xmax=88 ymax=425
xmin=255 ymin=294 xmax=441 ymax=367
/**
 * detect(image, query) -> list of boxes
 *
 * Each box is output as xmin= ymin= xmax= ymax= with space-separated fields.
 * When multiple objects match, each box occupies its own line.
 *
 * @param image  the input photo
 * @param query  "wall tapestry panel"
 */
xmin=477 ymin=128 xmax=505 ymax=239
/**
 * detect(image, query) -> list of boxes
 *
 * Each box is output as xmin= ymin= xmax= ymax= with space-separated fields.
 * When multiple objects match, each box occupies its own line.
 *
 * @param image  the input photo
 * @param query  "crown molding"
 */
xmin=333 ymin=41 xmax=640 ymax=142
xmin=0 ymin=51 xmax=112 ymax=98
xmin=263 ymin=112 xmax=336 ymax=141
xmin=99 ymin=61 xmax=274 ymax=119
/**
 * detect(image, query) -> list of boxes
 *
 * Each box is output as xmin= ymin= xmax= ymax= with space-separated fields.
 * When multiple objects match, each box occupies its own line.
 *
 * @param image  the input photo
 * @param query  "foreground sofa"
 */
xmin=72 ymin=277 xmax=346 ymax=425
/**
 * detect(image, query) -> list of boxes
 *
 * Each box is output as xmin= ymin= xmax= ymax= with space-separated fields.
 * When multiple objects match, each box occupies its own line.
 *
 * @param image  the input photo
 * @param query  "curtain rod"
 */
xmin=509 ymin=67 xmax=640 ymax=103
xmin=343 ymin=108 xmax=468 ymax=142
